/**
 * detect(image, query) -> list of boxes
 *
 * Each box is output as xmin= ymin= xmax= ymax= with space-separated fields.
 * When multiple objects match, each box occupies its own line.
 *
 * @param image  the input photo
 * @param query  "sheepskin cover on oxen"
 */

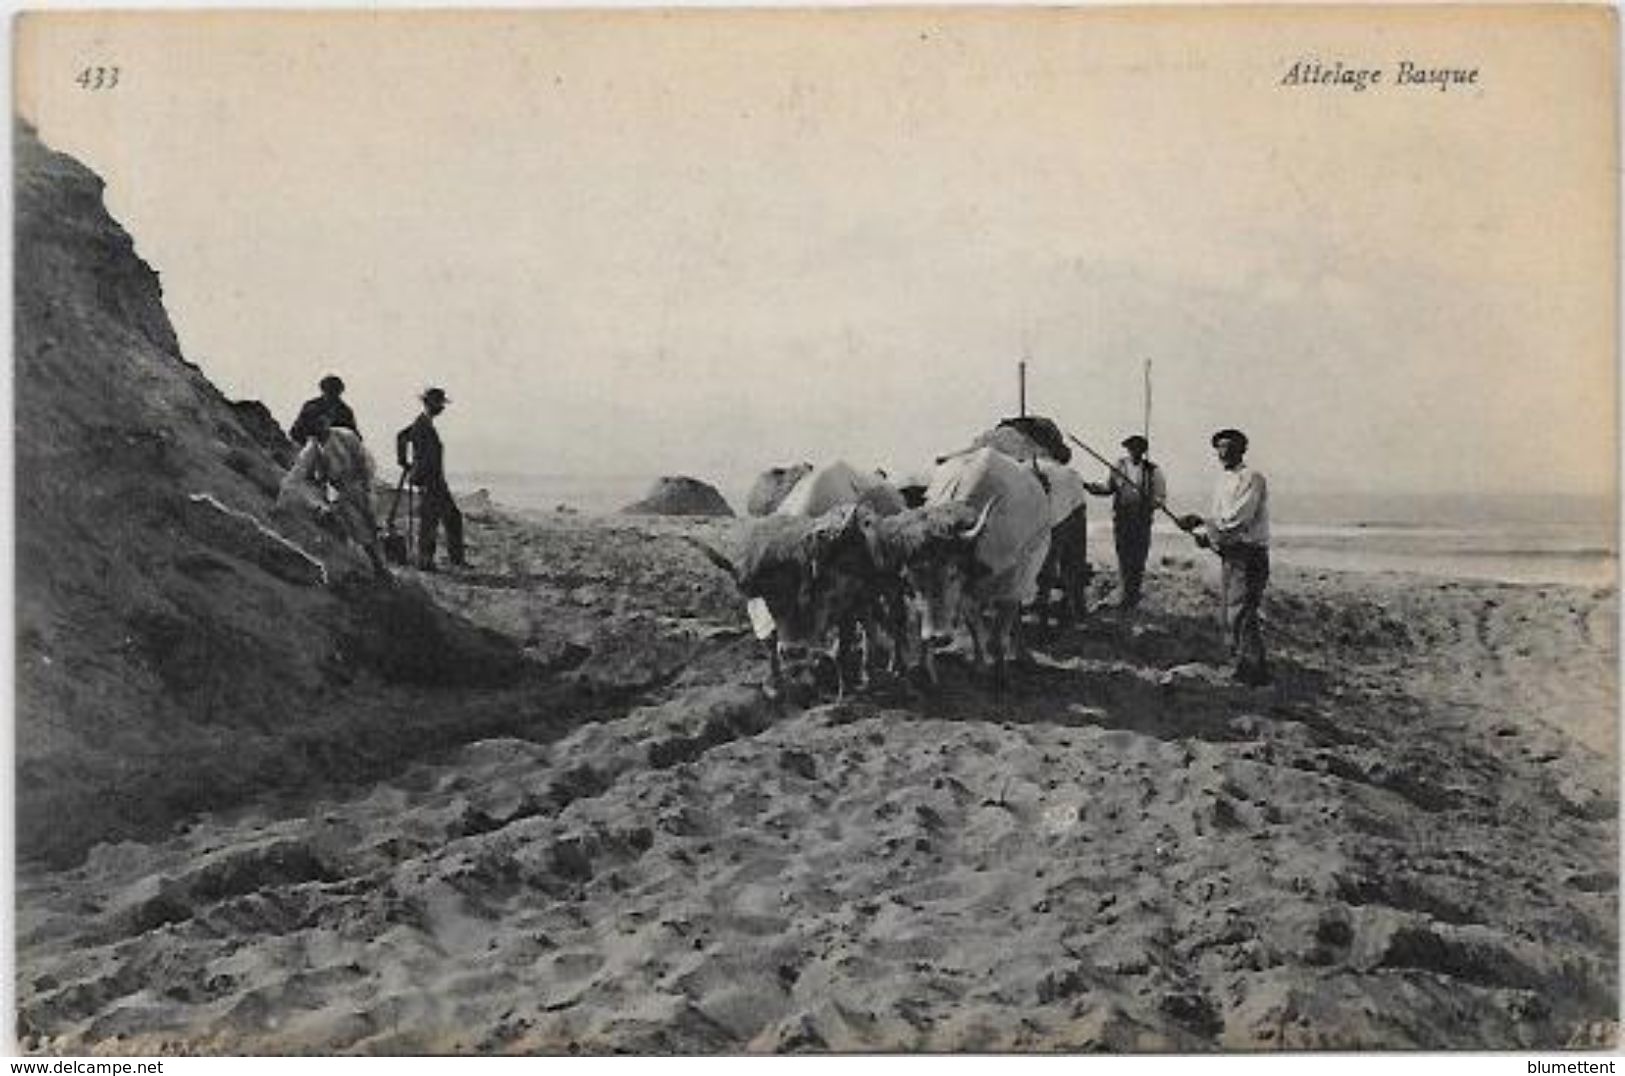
xmin=775 ymin=460 xmax=906 ymax=520
xmin=924 ymin=447 xmax=1052 ymax=606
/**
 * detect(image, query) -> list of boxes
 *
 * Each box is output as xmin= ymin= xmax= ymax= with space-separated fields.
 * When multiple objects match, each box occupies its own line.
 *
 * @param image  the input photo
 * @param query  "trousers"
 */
xmin=1112 ymin=511 xmax=1153 ymax=606
xmin=1219 ymin=543 xmax=1269 ymax=681
xmin=416 ymin=478 xmax=465 ymax=568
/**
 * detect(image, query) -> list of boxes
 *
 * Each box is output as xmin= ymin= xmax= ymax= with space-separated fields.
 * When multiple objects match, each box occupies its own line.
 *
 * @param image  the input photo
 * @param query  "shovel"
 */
xmin=382 ymin=469 xmax=411 ymax=566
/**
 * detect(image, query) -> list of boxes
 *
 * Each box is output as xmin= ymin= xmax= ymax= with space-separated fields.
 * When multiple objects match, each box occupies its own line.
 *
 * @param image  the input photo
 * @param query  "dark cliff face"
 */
xmin=15 ymin=126 xmax=181 ymax=362
xmin=13 ymin=121 xmax=522 ymax=868
xmin=229 ymin=399 xmax=297 ymax=467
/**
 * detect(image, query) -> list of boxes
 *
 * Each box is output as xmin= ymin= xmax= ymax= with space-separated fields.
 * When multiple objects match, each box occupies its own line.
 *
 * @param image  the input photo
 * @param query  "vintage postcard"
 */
xmin=10 ymin=5 xmax=1618 ymax=1057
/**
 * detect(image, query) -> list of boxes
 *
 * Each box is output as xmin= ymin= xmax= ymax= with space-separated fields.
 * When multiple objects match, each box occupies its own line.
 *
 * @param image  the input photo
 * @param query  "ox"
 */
xmin=870 ymin=447 xmax=1051 ymax=689
xmin=770 ymin=461 xmax=909 ymax=685
xmin=688 ymin=505 xmax=875 ymax=698
xmin=276 ymin=423 xmax=389 ymax=578
xmin=691 ymin=461 xmax=908 ymax=697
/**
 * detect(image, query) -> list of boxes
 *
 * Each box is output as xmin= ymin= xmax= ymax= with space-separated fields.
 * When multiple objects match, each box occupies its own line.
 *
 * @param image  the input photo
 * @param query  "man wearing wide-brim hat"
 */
xmin=398 ymin=387 xmax=466 ymax=572
xmin=1084 ymin=433 xmax=1166 ymax=610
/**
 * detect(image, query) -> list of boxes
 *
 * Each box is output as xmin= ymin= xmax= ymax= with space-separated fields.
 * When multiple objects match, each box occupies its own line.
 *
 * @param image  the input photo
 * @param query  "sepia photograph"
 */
xmin=8 ymin=4 xmax=1619 ymax=1056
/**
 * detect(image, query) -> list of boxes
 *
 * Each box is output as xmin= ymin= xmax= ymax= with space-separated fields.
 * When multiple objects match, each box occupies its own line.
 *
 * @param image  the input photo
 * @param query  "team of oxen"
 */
xmin=271 ymin=414 xmax=1098 ymax=693
xmin=690 ymin=439 xmax=1094 ymax=696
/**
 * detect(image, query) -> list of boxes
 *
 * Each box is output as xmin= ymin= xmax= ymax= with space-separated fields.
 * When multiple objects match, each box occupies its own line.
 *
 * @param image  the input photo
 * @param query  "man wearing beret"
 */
xmin=289 ymin=374 xmax=359 ymax=447
xmin=1086 ymin=434 xmax=1166 ymax=610
xmin=1178 ymin=428 xmax=1271 ymax=686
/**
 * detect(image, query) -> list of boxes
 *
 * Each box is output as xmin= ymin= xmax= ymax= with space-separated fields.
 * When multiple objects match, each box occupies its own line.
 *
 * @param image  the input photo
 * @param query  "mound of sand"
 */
xmin=460 ymin=488 xmax=498 ymax=522
xmin=13 ymin=122 xmax=524 ymax=868
xmin=622 ymin=476 xmax=735 ymax=518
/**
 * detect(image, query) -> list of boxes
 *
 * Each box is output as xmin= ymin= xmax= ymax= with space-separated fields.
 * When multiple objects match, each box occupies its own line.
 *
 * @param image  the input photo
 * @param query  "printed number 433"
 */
xmin=76 ymin=66 xmax=119 ymax=90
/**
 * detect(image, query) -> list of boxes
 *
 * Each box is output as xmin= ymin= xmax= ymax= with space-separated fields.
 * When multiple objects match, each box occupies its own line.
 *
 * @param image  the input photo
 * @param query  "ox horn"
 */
xmin=961 ymin=498 xmax=997 ymax=542
xmin=681 ymin=535 xmax=739 ymax=581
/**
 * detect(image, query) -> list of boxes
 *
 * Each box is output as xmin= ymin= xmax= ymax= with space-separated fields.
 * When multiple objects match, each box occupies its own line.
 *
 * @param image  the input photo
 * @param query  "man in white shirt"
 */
xmin=277 ymin=410 xmax=389 ymax=579
xmin=1178 ymin=428 xmax=1271 ymax=685
xmin=1085 ymin=434 xmax=1166 ymax=609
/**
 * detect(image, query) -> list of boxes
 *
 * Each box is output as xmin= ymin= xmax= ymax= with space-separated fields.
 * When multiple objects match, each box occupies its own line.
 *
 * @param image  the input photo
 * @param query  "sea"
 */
xmin=451 ymin=472 xmax=1618 ymax=589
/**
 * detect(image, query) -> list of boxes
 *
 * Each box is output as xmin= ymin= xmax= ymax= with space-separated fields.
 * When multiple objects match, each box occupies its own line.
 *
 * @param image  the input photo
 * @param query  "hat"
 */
xmin=1211 ymin=428 xmax=1248 ymax=451
xmin=319 ymin=374 xmax=345 ymax=394
xmin=1121 ymin=435 xmax=1148 ymax=452
xmin=422 ymin=387 xmax=450 ymax=405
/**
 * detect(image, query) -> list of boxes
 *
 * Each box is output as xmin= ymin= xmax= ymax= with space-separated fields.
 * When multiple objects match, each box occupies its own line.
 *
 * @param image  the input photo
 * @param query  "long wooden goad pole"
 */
xmin=1143 ymin=358 xmax=1152 ymax=441
xmin=1063 ymin=429 xmax=1189 ymax=531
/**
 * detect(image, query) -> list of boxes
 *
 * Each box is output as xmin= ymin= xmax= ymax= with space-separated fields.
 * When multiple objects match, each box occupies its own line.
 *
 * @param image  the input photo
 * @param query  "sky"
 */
xmin=14 ymin=7 xmax=1619 ymax=502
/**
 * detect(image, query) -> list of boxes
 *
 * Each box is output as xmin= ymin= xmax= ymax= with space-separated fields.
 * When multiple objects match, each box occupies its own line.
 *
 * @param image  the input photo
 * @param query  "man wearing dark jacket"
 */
xmin=289 ymin=374 xmax=358 ymax=445
xmin=397 ymin=387 xmax=465 ymax=571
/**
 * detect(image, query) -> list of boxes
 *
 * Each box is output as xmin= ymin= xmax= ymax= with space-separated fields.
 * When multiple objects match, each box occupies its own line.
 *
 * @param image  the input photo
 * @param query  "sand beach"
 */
xmin=15 ymin=502 xmax=1619 ymax=1053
